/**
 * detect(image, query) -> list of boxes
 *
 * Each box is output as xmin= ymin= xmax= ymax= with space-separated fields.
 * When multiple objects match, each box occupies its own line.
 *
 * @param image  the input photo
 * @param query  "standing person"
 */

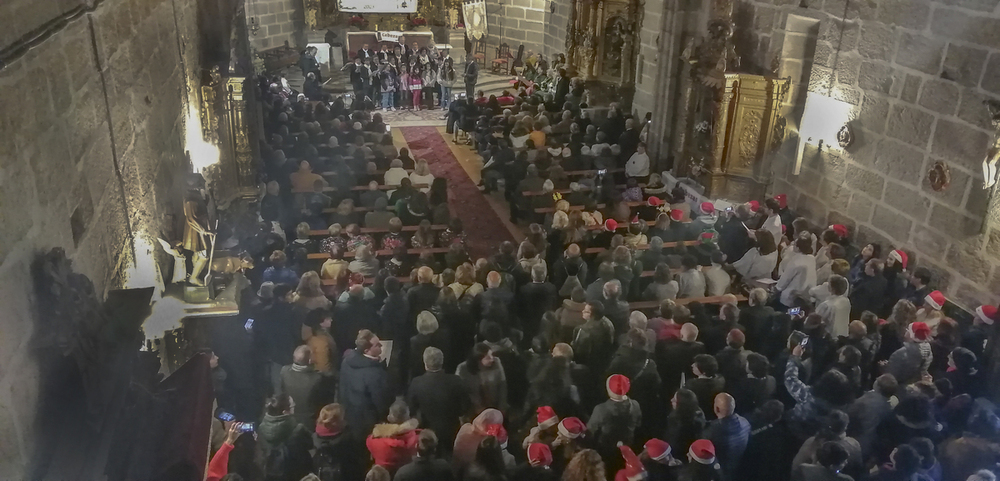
xmin=587 ymin=374 xmax=641 ymax=470
xmin=281 ymin=345 xmax=323 ymax=428
xmin=456 ymin=342 xmax=509 ymax=414
xmin=816 ymin=275 xmax=851 ymax=338
xmin=366 ymin=399 xmax=421 ymax=475
xmin=571 ymin=301 xmax=616 ymax=374
xmin=407 ymin=347 xmax=470 ymax=453
xmin=380 ymin=64 xmax=397 ymax=111
xmin=339 ymin=330 xmax=391 ymax=439
xmin=704 ymin=393 xmax=750 ymax=480
xmin=313 ymin=403 xmax=365 ymax=481
xmin=512 ymin=443 xmax=559 ymax=481
xmin=625 ymin=143 xmax=650 ymax=180
xmin=256 ymin=284 xmax=302 ymax=396
xmin=409 ymin=64 xmax=424 ymax=110
xmin=775 ymin=235 xmax=817 ymax=309
xmin=463 ymin=54 xmax=479 ymax=101
xmin=681 ymin=440 xmax=725 ymax=481
xmin=453 ymin=408 xmax=504 ymax=471
xmin=394 ymin=430 xmax=456 ymax=481
xmin=438 ymin=57 xmax=457 ymax=109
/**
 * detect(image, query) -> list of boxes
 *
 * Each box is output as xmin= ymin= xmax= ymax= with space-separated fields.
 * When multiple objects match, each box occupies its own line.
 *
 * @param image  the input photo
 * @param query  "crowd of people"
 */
xmin=202 ymin=48 xmax=1000 ymax=481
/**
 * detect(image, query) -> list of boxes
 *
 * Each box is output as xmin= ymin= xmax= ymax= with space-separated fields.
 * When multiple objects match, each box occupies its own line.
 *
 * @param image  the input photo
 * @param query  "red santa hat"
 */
xmin=536 ymin=406 xmax=559 ymax=430
xmin=699 ymin=231 xmax=717 ymax=245
xmin=670 ymin=209 xmax=684 ymax=222
xmin=485 ymin=424 xmax=508 ymax=449
xmin=747 ymin=200 xmax=760 ymax=212
xmin=528 ymin=443 xmax=553 ymax=467
xmin=909 ymin=322 xmax=932 ymax=342
xmin=557 ymin=417 xmax=585 ymax=439
xmin=607 ymin=374 xmax=631 ymax=401
xmin=774 ymin=194 xmax=788 ymax=209
xmin=647 ymin=196 xmax=664 ymax=207
xmin=829 ymin=224 xmax=849 ymax=239
xmin=631 ymin=214 xmax=641 ymax=224
xmin=925 ymin=290 xmax=946 ymax=310
xmin=976 ymin=305 xmax=998 ymax=325
xmin=699 ymin=202 xmax=715 ymax=216
xmin=644 ymin=439 xmax=672 ymax=461
xmin=614 ymin=444 xmax=645 ymax=481
xmin=689 ymin=439 xmax=717 ymax=465
xmin=604 ymin=219 xmax=619 ymax=232
xmin=888 ymin=249 xmax=908 ymax=269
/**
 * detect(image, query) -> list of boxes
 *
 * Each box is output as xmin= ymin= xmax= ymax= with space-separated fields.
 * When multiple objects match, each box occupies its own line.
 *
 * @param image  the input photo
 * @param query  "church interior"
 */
xmin=3 ymin=0 xmax=1000 ymax=479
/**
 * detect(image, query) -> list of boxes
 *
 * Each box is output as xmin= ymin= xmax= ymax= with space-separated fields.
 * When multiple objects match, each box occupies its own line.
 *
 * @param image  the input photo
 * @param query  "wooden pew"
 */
xmin=583 ymin=240 xmax=699 ymax=254
xmin=308 ymin=225 xmax=447 ymax=237
xmin=534 ymin=201 xmax=644 ymax=214
xmin=307 ymin=247 xmax=450 ymax=259
xmin=563 ymin=168 xmax=624 ymax=176
xmin=629 ymin=294 xmax=748 ymax=310
xmin=321 ymin=276 xmax=408 ymax=286
xmin=323 ymin=206 xmax=373 ymax=214
xmin=522 ymin=183 xmax=642 ymax=197
xmin=322 ymin=169 xmax=413 ymax=177
xmin=294 ymin=183 xmax=427 ymax=194
xmin=585 ymin=220 xmax=655 ymax=231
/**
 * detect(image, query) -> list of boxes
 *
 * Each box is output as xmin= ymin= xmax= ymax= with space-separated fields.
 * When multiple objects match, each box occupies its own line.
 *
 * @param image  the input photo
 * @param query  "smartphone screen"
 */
xmin=788 ymin=307 xmax=801 ymax=316
xmin=217 ymin=411 xmax=235 ymax=422
xmin=238 ymin=422 xmax=255 ymax=433
xmin=245 ymin=319 xmax=254 ymax=331
xmin=799 ymin=336 xmax=809 ymax=347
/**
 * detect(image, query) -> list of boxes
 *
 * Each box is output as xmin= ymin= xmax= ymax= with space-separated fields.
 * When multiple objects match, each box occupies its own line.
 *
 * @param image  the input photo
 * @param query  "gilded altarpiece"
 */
xmin=672 ymin=0 xmax=789 ymax=200
xmin=565 ymin=0 xmax=643 ymax=103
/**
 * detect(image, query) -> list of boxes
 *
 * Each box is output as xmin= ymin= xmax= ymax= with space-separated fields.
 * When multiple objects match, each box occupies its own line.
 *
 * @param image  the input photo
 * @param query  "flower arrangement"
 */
xmin=348 ymin=15 xmax=368 ymax=28
xmin=410 ymin=17 xmax=427 ymax=27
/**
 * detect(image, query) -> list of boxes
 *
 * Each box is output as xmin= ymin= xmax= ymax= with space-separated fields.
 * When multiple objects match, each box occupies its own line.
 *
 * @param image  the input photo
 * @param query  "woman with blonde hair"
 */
xmin=294 ymin=271 xmax=333 ymax=311
xmin=450 ymin=263 xmax=484 ymax=300
xmin=348 ymin=245 xmax=380 ymax=278
xmin=411 ymin=219 xmax=437 ymax=248
xmin=561 ymin=449 xmax=606 ymax=481
xmin=409 ymin=159 xmax=435 ymax=194
xmin=552 ymin=210 xmax=570 ymax=230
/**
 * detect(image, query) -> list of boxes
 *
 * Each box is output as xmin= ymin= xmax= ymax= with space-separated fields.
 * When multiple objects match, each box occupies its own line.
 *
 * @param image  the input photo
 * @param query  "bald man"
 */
xmin=280 ymin=345 xmax=322 ymax=427
xmin=705 ymin=392 xmax=751 ymax=480
xmin=552 ymin=243 xmax=589 ymax=291
xmin=657 ymin=322 xmax=706 ymax=397
xmin=473 ymin=271 xmax=515 ymax=326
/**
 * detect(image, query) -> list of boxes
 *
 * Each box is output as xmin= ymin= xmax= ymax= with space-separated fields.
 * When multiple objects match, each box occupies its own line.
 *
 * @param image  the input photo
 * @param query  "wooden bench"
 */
xmin=322 ymin=169 xmax=413 ymax=177
xmin=309 ymin=225 xmax=447 ymax=237
xmin=522 ymin=184 xmax=641 ymax=197
xmin=564 ymin=168 xmax=624 ymax=177
xmin=585 ymin=220 xmax=656 ymax=231
xmin=294 ymin=183 xmax=427 ymax=194
xmin=323 ymin=206 xmax=373 ymax=214
xmin=320 ymin=276 xmax=408 ymax=286
xmin=308 ymin=247 xmax=450 ymax=259
xmin=629 ymin=294 xmax=748 ymax=310
xmin=534 ymin=201 xmax=644 ymax=214
xmin=583 ymin=240 xmax=699 ymax=255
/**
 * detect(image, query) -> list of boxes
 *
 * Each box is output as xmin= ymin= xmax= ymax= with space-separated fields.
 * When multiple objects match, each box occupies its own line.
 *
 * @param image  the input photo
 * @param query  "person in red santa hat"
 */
xmin=884 ymin=321 xmax=933 ymax=385
xmin=962 ymin=304 xmax=998 ymax=363
xmin=551 ymin=416 xmax=587 ymax=473
xmin=588 ymin=374 xmax=642 ymax=473
xmin=694 ymin=202 xmax=718 ymax=232
xmin=512 ymin=443 xmax=558 ymax=481
xmin=522 ymin=406 xmax=561 ymax=449
xmin=670 ymin=208 xmax=698 ymax=242
xmin=916 ymin=290 xmax=946 ymax=330
xmin=773 ymin=193 xmax=796 ymax=234
xmin=682 ymin=439 xmax=724 ymax=481
xmin=641 ymin=438 xmax=681 ymax=481
xmin=485 ymin=423 xmax=516 ymax=469
xmin=614 ymin=443 xmax=647 ymax=481
xmin=882 ymin=248 xmax=910 ymax=314
xmin=592 ymin=219 xmax=620 ymax=249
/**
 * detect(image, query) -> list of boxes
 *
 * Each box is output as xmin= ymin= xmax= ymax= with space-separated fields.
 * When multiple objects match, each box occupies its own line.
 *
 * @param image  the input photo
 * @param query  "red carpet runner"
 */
xmin=400 ymin=126 xmax=514 ymax=259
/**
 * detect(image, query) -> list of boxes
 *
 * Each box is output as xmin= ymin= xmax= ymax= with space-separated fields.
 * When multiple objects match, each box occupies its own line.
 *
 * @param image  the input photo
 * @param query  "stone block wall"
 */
xmin=632 ymin=0 xmax=665 ymax=117
xmin=727 ymin=0 xmax=1000 ymax=307
xmin=544 ymin=0 xmax=572 ymax=58
xmin=483 ymin=0 xmax=551 ymax=64
xmin=0 ymin=0 xmax=199 ymax=475
xmin=247 ymin=0 xmax=303 ymax=50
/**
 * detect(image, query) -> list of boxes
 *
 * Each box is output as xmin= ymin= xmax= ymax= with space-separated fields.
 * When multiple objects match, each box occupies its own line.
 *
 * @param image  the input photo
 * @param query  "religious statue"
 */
xmin=981 ymin=100 xmax=1000 ymax=189
xmin=159 ymin=175 xmax=215 ymax=287
xmin=602 ymin=20 xmax=626 ymax=78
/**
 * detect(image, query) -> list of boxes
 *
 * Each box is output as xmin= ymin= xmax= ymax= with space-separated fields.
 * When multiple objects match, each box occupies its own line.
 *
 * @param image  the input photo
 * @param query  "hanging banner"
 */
xmin=463 ymin=0 xmax=488 ymax=40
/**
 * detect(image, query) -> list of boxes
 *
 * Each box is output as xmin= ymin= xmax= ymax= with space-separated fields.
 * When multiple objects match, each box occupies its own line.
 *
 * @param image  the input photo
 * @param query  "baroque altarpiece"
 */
xmin=564 ymin=0 xmax=644 ymax=105
xmin=671 ymin=0 xmax=789 ymax=200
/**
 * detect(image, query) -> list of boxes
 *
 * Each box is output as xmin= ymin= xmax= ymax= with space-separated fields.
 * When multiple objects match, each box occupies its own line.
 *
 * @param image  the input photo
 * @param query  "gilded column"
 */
xmin=226 ymin=77 xmax=259 ymax=200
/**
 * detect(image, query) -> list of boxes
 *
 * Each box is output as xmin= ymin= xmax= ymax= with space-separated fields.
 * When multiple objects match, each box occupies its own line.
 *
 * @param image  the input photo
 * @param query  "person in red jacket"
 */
xmin=366 ymin=398 xmax=421 ymax=475
xmin=206 ymin=423 xmax=240 ymax=481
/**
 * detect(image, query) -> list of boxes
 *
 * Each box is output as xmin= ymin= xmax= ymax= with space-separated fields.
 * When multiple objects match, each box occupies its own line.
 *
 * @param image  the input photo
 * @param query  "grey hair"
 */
xmin=423 ymin=346 xmax=444 ymax=371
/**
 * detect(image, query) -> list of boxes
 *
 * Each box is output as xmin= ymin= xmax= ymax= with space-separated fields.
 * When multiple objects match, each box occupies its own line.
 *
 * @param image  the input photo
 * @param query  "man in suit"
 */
xmin=357 ymin=43 xmax=375 ymax=61
xmin=407 ymin=347 xmax=470 ymax=453
xmin=463 ymin=54 xmax=479 ymax=101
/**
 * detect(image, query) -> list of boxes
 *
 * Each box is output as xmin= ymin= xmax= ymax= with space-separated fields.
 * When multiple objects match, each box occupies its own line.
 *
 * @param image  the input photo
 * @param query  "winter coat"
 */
xmin=791 ymin=434 xmax=862 ymax=480
xmin=509 ymin=464 xmax=559 ymax=481
xmin=849 ymin=273 xmax=888 ymax=319
xmin=555 ymin=299 xmax=587 ymax=342
xmin=366 ymin=419 xmax=421 ymax=473
xmin=885 ymin=341 xmax=930 ymax=386
xmin=407 ymin=370 xmax=470 ymax=451
xmin=705 ymin=413 xmax=751 ymax=480
xmin=280 ymin=364 xmax=323 ymax=428
xmin=332 ymin=297 xmax=380 ymax=361
xmin=657 ymin=339 xmax=706 ymax=394
xmin=607 ymin=345 xmax=663 ymax=438
xmin=338 ymin=349 xmax=391 ymax=438
xmin=313 ymin=428 xmax=365 ymax=481
xmin=571 ymin=316 xmax=616 ymax=373
xmin=666 ymin=409 xmax=707 ymax=461
xmin=939 ymin=435 xmax=1000 ymax=481
xmin=260 ymin=413 xmax=314 ymax=481
xmin=587 ymin=398 xmax=642 ymax=449
xmin=792 ymin=464 xmax=853 ymax=481
xmin=738 ymin=420 xmax=794 ymax=481
xmin=395 ymin=456 xmax=457 ymax=481
xmin=731 ymin=375 xmax=776 ymax=416
xmin=678 ymin=462 xmax=724 ymax=481
xmin=784 ymin=357 xmax=836 ymax=440
xmin=456 ymin=359 xmax=508 ymax=414
xmin=685 ymin=376 xmax=726 ymax=421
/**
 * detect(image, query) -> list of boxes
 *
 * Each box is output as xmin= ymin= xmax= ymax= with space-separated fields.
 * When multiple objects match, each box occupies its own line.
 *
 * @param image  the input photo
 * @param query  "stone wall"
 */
xmin=247 ymin=0 xmax=303 ymax=50
xmin=544 ymin=0 xmax=572 ymax=58
xmin=727 ymin=0 xmax=1000 ymax=307
xmin=0 ymin=0 xmax=199 ymax=475
xmin=483 ymin=0 xmax=549 ymax=64
xmin=632 ymin=0 xmax=665 ymax=118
